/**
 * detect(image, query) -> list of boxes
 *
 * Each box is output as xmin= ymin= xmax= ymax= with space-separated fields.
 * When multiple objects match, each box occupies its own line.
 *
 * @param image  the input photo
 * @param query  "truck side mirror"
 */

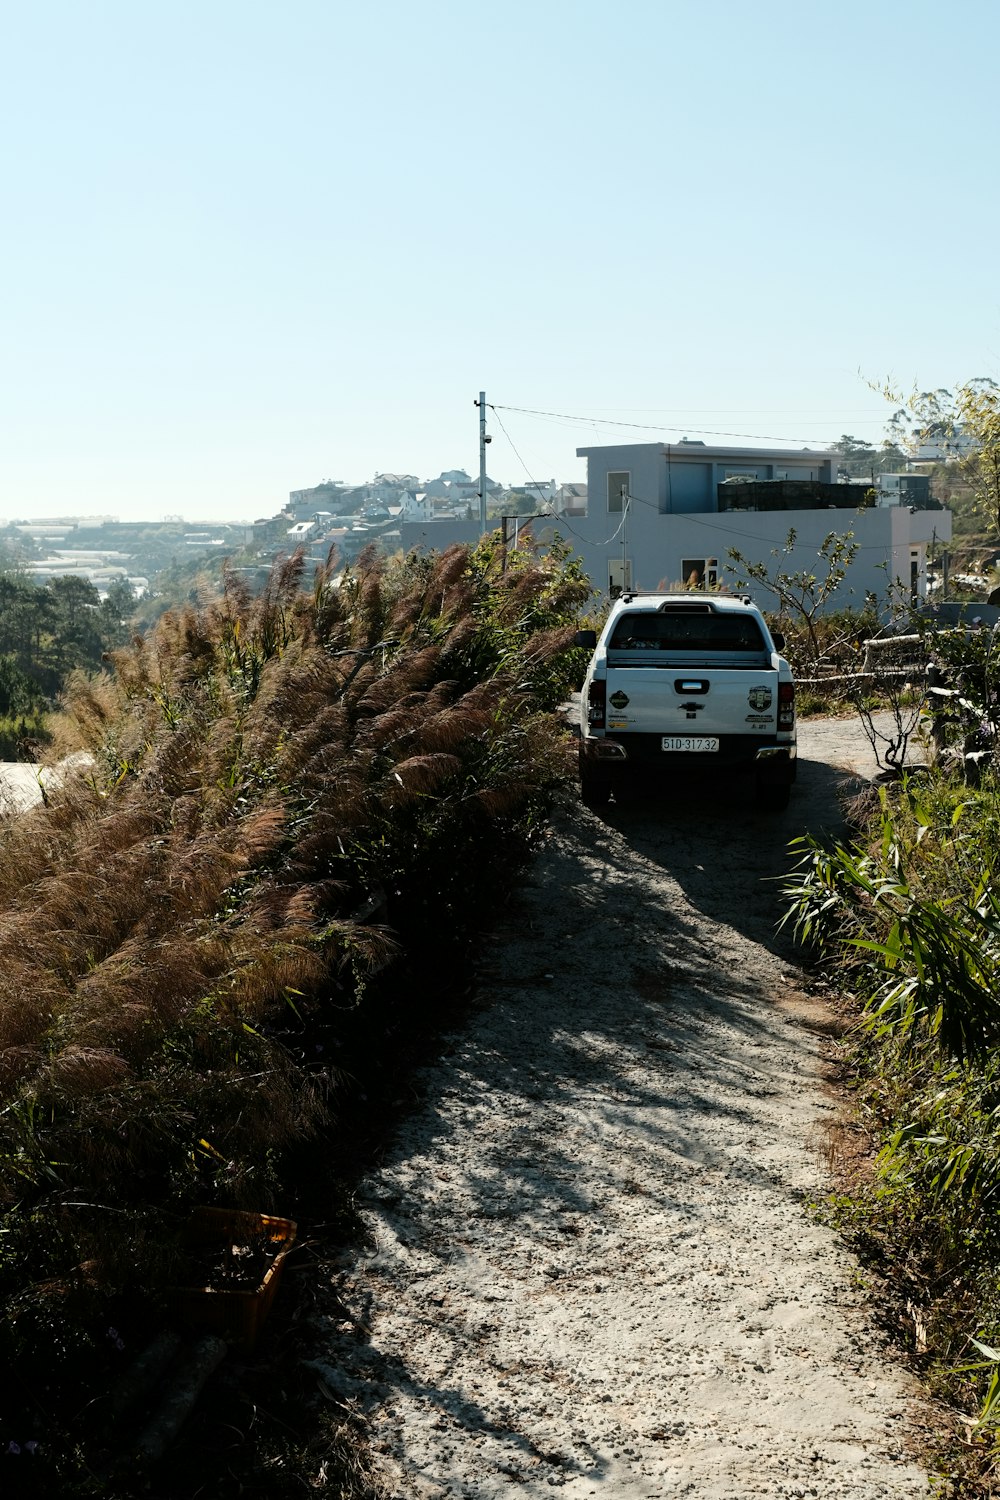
xmin=574 ymin=629 xmax=597 ymax=650
xmin=772 ymin=631 xmax=785 ymax=651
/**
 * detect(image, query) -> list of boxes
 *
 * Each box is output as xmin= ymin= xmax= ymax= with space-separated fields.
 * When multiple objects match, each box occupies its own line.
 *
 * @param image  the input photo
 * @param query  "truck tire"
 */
xmin=612 ymin=776 xmax=643 ymax=805
xmin=581 ymin=775 xmax=611 ymax=808
xmin=755 ymin=774 xmax=790 ymax=812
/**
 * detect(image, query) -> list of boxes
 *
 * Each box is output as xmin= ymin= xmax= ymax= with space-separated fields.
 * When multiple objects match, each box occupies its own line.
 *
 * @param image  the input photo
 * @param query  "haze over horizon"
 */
xmin=2 ymin=0 xmax=997 ymax=526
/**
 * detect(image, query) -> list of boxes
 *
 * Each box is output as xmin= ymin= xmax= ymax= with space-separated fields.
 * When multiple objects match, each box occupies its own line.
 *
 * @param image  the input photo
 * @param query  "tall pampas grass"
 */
xmin=0 ymin=532 xmax=591 ymax=1377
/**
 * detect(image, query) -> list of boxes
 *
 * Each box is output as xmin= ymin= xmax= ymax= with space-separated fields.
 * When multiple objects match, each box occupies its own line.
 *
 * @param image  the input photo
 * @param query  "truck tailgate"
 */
xmin=604 ymin=663 xmax=779 ymax=738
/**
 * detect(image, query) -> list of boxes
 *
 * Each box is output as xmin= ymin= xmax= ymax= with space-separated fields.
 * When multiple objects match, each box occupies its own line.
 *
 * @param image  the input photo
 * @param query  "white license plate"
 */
xmin=661 ymin=736 xmax=719 ymax=752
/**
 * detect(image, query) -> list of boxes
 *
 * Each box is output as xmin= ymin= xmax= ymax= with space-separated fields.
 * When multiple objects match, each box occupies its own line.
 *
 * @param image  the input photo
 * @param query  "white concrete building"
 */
xmin=554 ymin=441 xmax=951 ymax=609
xmin=395 ymin=490 xmax=433 ymax=521
xmin=287 ymin=520 xmax=318 ymax=542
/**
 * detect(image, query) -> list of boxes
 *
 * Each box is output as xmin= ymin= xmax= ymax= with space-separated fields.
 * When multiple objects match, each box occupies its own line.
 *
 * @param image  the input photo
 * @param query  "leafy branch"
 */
xmin=725 ymin=527 xmax=858 ymax=664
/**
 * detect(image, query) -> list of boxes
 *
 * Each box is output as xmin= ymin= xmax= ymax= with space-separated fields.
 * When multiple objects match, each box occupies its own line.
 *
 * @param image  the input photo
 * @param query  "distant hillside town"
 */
xmin=0 ymin=516 xmax=259 ymax=599
xmin=2 ymin=431 xmax=991 ymax=617
xmin=279 ymin=470 xmax=587 ymax=565
xmin=276 ymin=445 xmax=960 ymax=615
xmin=0 ymin=471 xmax=588 ymax=600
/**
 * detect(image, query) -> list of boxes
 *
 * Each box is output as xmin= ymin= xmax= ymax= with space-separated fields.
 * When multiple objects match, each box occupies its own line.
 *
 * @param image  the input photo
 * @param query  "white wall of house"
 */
xmin=398 ymin=490 xmax=433 ymax=520
xmin=553 ymin=441 xmax=952 ymax=611
xmin=575 ymin=440 xmax=840 ymax=518
xmin=357 ymin=442 xmax=953 ymax=620
xmin=519 ymin=478 xmax=558 ymax=504
xmin=531 ymin=503 xmax=949 ymax=610
xmin=287 ymin=520 xmax=318 ymax=541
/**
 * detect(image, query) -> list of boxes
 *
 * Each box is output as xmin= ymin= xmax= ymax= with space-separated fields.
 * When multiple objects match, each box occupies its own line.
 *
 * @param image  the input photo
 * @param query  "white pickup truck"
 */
xmin=574 ymin=593 xmax=796 ymax=810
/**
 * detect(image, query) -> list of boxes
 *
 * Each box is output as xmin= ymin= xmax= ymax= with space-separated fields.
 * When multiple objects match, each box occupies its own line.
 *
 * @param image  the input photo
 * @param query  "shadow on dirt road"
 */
xmin=318 ymin=718 xmax=930 ymax=1500
xmin=584 ymin=746 xmax=863 ymax=961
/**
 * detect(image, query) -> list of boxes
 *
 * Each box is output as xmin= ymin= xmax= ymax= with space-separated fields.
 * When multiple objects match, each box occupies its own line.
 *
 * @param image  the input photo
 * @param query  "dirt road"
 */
xmin=312 ymin=717 xmax=931 ymax=1498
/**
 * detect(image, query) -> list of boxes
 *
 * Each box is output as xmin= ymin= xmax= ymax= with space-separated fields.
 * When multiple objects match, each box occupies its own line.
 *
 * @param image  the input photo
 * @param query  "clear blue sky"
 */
xmin=1 ymin=0 xmax=997 ymax=523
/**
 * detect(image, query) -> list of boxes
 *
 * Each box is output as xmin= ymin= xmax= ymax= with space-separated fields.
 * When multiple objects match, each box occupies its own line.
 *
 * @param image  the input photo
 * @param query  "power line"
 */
xmin=553 ymin=407 xmax=889 ymax=417
xmin=489 ymin=403 xmax=628 ymax=550
xmin=491 ymin=402 xmax=845 ymax=448
xmin=486 ymin=399 xmax=927 ymax=562
xmin=488 ymin=405 xmax=890 ymax=551
xmin=488 ymin=405 xmax=543 ymax=495
xmin=559 ymin=476 xmax=918 ymax=555
xmin=653 ymin=505 xmax=922 ymax=551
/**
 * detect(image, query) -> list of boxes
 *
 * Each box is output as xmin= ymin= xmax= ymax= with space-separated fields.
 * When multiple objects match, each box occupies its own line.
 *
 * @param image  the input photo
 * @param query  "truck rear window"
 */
xmin=608 ymin=612 xmax=767 ymax=652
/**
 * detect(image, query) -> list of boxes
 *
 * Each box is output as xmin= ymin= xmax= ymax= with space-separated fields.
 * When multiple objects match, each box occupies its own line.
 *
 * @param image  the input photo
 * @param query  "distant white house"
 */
xmin=370 ymin=473 xmax=420 ymax=504
xmin=287 ymin=483 xmax=348 ymax=519
xmin=555 ymin=482 xmax=588 ymax=515
xmin=287 ymin=520 xmax=318 ymax=542
xmin=914 ymin=429 xmax=977 ymax=462
xmin=876 ymin=474 xmax=932 ymax=507
xmin=424 ymin=470 xmax=474 ymax=501
xmin=517 ymin=478 xmax=558 ymax=505
xmin=392 ymin=490 xmax=433 ymax=521
xmin=420 ymin=470 xmax=502 ymax=511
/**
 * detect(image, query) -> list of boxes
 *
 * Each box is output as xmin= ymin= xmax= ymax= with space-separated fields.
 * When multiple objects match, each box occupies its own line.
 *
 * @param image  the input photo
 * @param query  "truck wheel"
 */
xmin=581 ymin=775 xmax=611 ymax=808
xmin=755 ymin=776 xmax=790 ymax=812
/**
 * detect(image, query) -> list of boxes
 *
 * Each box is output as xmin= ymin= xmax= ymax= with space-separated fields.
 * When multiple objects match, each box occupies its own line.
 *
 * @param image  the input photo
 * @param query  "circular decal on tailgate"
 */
xmin=748 ymin=685 xmax=773 ymax=712
xmin=609 ymin=690 xmax=630 ymax=709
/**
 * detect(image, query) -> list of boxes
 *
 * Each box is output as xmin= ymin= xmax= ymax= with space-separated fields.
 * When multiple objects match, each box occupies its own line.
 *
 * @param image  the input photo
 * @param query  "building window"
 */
xmin=681 ymin=557 xmax=719 ymax=588
xmin=607 ymin=470 xmax=630 ymax=513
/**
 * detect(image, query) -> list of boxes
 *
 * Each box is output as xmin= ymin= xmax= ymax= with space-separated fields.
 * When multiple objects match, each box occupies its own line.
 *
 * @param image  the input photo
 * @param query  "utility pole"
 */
xmin=475 ymin=391 xmax=489 ymax=535
xmin=500 ymin=512 xmax=549 ymax=572
xmin=931 ymin=526 xmax=937 ymax=597
xmin=610 ymin=482 xmax=630 ymax=597
xmin=621 ymin=483 xmax=629 ymax=592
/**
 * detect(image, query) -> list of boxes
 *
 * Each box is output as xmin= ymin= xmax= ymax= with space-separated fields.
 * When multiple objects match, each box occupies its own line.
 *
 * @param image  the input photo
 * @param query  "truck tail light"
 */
xmin=778 ymin=680 xmax=795 ymax=729
xmin=587 ymin=679 xmax=606 ymax=728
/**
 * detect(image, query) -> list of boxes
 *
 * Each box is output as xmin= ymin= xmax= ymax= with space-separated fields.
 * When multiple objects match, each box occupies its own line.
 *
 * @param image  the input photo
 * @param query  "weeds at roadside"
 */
xmin=785 ymin=751 xmax=1000 ymax=1494
xmin=0 ymin=534 xmax=592 ymax=1495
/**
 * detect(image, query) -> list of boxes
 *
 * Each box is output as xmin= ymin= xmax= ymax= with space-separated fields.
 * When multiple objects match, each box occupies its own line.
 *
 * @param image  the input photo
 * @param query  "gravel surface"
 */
xmin=313 ymin=716 xmax=931 ymax=1498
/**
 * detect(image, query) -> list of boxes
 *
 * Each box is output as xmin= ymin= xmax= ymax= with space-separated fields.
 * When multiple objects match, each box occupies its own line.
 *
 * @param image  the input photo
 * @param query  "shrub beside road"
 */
xmin=0 ymin=538 xmax=590 ymax=1493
